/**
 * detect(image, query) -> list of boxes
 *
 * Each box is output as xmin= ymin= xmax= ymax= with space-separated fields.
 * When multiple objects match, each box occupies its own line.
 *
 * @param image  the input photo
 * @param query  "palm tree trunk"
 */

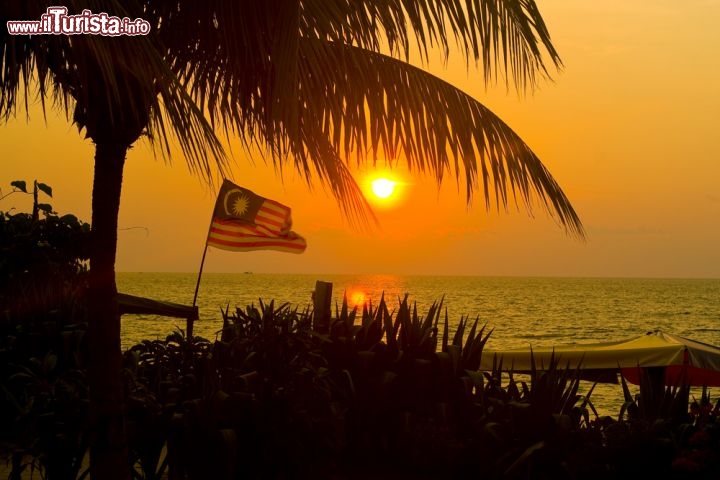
xmin=87 ymin=142 xmax=130 ymax=480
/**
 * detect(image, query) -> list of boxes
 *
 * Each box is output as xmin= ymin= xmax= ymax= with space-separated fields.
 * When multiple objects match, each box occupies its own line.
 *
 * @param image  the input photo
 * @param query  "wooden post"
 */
xmin=186 ymin=306 xmax=199 ymax=340
xmin=313 ymin=280 xmax=332 ymax=334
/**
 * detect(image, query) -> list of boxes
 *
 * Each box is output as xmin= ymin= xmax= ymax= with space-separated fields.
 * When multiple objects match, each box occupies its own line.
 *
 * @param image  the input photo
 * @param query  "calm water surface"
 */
xmin=117 ymin=273 xmax=720 ymax=415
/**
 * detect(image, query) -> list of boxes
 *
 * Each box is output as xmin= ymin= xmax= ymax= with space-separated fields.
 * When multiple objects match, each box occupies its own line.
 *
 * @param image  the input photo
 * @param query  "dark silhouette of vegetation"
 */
xmin=1 ymin=3 xmax=585 ymax=475
xmin=1 ymin=182 xmax=90 ymax=478
xmin=3 ymin=289 xmax=720 ymax=478
xmin=0 ymin=181 xmax=89 ymax=366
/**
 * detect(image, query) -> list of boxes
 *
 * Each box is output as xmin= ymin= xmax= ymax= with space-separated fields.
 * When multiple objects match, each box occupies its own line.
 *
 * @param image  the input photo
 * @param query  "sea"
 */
xmin=117 ymin=273 xmax=720 ymax=417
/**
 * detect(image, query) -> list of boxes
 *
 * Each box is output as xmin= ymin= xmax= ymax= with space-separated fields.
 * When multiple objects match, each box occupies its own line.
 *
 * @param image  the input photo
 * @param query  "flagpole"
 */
xmin=194 ymin=180 xmax=228 ymax=309
xmin=192 ymin=214 xmax=215 ymax=308
xmin=187 ymin=211 xmax=215 ymax=341
xmin=192 ymin=243 xmax=209 ymax=308
xmin=191 ymin=178 xmax=307 ymax=323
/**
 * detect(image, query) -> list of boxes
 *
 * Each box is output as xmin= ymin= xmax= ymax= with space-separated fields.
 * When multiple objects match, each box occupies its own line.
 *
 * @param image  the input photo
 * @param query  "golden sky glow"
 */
xmin=3 ymin=1 xmax=720 ymax=278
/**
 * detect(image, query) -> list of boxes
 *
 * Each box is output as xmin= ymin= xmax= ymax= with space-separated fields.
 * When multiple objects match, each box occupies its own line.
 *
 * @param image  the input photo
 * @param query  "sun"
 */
xmin=371 ymin=178 xmax=396 ymax=199
xmin=363 ymin=171 xmax=406 ymax=207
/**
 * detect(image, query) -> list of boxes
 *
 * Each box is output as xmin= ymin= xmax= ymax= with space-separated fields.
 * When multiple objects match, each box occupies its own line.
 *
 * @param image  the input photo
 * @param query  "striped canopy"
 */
xmin=479 ymin=330 xmax=720 ymax=386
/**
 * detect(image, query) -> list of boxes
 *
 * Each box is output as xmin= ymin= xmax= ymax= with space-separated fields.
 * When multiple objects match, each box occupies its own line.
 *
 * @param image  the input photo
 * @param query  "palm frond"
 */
xmin=299 ymin=0 xmax=561 ymax=91
xmin=152 ymin=0 xmax=576 ymax=231
xmin=3 ymin=0 xmax=577 ymax=232
xmin=0 ymin=1 xmax=227 ymax=185
xmin=296 ymin=41 xmax=583 ymax=236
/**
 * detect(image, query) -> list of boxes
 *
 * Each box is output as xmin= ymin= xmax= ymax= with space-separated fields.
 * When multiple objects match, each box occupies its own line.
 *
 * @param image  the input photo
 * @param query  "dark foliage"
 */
xmin=1 ymin=183 xmax=91 ymax=477
xmin=0 ymin=182 xmax=90 ymax=364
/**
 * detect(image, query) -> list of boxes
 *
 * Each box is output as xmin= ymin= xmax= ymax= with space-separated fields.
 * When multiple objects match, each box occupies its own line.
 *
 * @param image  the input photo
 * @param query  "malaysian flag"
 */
xmin=206 ymin=180 xmax=307 ymax=253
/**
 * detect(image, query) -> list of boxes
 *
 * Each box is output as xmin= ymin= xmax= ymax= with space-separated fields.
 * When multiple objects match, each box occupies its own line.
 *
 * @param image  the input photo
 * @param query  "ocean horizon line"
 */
xmin=116 ymin=271 xmax=720 ymax=281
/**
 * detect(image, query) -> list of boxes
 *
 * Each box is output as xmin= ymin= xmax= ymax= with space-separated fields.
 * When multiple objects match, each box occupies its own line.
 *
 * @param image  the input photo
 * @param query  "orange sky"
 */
xmin=3 ymin=1 xmax=720 ymax=278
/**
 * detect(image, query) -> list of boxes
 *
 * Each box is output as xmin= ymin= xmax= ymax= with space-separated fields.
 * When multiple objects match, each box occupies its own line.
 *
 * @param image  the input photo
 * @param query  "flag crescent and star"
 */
xmin=206 ymin=180 xmax=307 ymax=253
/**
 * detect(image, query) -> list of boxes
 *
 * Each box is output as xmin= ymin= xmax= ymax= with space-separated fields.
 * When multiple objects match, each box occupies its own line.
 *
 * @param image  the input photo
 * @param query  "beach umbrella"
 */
xmin=479 ymin=330 xmax=720 ymax=386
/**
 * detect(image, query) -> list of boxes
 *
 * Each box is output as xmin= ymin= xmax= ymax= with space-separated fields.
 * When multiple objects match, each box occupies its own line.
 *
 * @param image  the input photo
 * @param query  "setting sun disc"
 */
xmin=371 ymin=178 xmax=396 ymax=199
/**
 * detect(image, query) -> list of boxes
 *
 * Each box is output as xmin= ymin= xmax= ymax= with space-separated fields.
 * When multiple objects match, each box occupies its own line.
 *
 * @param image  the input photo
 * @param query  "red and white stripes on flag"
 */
xmin=206 ymin=180 xmax=307 ymax=253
